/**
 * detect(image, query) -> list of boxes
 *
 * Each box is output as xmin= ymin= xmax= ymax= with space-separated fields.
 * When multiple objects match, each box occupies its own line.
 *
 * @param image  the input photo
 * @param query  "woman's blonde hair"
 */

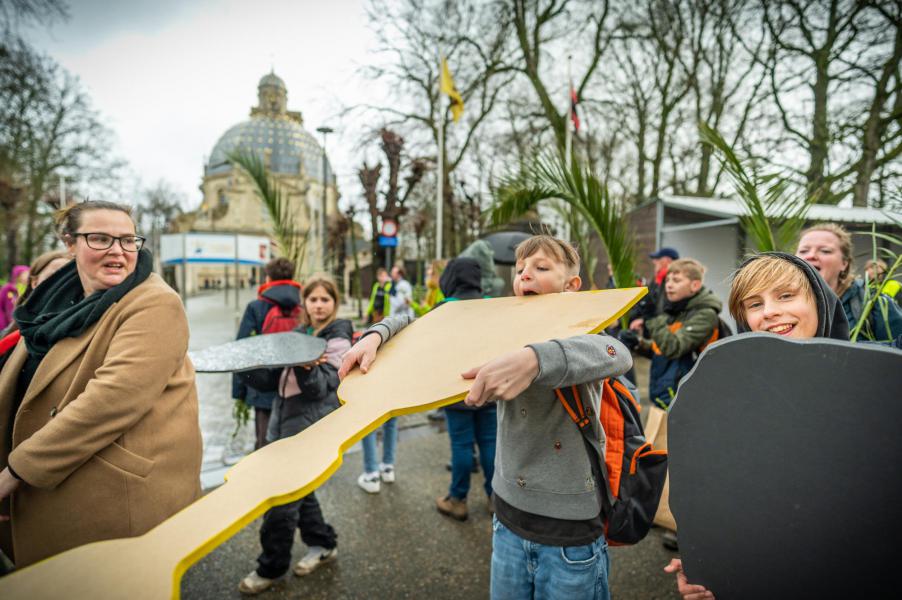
xmin=798 ymin=222 xmax=853 ymax=295
xmin=302 ymin=275 xmax=340 ymax=334
xmin=729 ymin=255 xmax=813 ymax=325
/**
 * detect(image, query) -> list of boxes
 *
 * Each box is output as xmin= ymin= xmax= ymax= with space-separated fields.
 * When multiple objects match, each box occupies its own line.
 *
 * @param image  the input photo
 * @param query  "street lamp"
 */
xmin=316 ymin=126 xmax=334 ymax=273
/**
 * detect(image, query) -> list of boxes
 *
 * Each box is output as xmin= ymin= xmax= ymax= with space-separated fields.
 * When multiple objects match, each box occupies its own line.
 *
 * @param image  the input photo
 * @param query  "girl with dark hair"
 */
xmin=240 ymin=275 xmax=352 ymax=595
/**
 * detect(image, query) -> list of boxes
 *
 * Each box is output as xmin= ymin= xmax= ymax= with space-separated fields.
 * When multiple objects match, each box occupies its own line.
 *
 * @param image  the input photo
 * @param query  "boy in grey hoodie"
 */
xmin=340 ymin=235 xmax=631 ymax=600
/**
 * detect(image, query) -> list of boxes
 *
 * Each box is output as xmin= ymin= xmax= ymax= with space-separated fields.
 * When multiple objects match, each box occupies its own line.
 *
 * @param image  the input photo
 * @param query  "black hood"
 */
xmin=260 ymin=281 xmax=301 ymax=310
xmin=735 ymin=252 xmax=849 ymax=341
xmin=440 ymin=257 xmax=482 ymax=300
xmin=317 ymin=317 xmax=354 ymax=341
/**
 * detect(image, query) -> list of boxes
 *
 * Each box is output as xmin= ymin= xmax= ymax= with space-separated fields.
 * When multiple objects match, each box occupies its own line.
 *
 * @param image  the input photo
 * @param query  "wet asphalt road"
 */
xmin=181 ymin=421 xmax=680 ymax=600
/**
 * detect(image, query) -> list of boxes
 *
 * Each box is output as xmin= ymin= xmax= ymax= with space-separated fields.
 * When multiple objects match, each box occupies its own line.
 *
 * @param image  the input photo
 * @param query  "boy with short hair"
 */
xmin=632 ymin=258 xmax=722 ymax=409
xmin=340 ymin=235 xmax=632 ymax=600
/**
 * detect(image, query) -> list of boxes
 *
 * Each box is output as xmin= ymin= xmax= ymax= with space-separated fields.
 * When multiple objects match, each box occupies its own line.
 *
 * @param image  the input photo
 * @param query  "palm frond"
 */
xmin=228 ymin=149 xmax=308 ymax=275
xmin=849 ymin=219 xmax=902 ymax=342
xmin=699 ymin=123 xmax=811 ymax=252
xmin=490 ymin=152 xmax=635 ymax=293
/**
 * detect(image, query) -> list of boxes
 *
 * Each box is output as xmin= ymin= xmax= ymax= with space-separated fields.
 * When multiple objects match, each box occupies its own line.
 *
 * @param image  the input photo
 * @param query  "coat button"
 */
xmin=554 ymin=441 xmax=562 ymax=450
xmin=517 ymin=477 xmax=526 ymax=488
xmin=520 ymin=408 xmax=527 ymax=416
xmin=49 ymin=407 xmax=58 ymax=417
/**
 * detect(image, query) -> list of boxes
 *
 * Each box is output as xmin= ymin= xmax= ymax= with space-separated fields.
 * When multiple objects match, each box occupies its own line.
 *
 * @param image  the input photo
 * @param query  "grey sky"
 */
xmin=24 ymin=0 xmax=386 ymax=210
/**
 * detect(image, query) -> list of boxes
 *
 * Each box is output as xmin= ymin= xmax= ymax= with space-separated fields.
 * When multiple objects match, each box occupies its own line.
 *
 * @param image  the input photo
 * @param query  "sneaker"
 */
xmin=238 ymin=570 xmax=276 ymax=595
xmin=436 ymin=495 xmax=468 ymax=521
xmin=293 ymin=546 xmax=337 ymax=576
xmin=357 ymin=471 xmax=380 ymax=493
xmin=379 ymin=463 xmax=395 ymax=483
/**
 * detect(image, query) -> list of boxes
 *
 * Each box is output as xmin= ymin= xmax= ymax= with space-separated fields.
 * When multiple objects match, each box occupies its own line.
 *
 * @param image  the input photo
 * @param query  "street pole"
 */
xmin=316 ymin=126 xmax=334 ymax=274
xmin=347 ymin=203 xmax=364 ymax=319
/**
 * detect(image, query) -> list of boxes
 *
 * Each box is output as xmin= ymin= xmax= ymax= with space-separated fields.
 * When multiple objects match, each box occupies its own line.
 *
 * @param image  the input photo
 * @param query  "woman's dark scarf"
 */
xmin=14 ymin=248 xmax=153 ymax=360
xmin=734 ymin=252 xmax=850 ymax=341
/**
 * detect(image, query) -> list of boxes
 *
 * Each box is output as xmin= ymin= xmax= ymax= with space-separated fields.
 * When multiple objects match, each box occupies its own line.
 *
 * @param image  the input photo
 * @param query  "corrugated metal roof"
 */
xmin=660 ymin=195 xmax=902 ymax=226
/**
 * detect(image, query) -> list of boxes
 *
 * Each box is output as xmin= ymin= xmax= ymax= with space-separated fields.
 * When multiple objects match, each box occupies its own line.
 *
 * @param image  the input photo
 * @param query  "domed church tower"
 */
xmin=187 ymin=71 xmax=338 ymax=280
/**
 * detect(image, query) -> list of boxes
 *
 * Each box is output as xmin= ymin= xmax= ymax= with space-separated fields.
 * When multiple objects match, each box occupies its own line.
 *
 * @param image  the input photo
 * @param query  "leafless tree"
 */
xmin=759 ymin=0 xmax=902 ymax=205
xmin=359 ymin=0 xmax=516 ymax=256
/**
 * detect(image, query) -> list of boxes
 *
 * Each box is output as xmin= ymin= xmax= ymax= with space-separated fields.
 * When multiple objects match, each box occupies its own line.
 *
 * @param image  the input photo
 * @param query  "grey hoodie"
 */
xmin=368 ymin=314 xmax=632 ymax=520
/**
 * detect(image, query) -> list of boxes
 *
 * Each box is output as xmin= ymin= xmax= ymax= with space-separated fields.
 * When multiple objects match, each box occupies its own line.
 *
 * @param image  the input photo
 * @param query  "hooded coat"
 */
xmin=436 ymin=258 xmax=488 ymax=411
xmin=267 ymin=319 xmax=353 ymax=441
xmin=0 ymin=273 xmax=202 ymax=566
xmin=735 ymin=253 xmax=850 ymax=341
xmin=232 ymin=280 xmax=303 ymax=409
xmin=0 ymin=266 xmax=29 ymax=331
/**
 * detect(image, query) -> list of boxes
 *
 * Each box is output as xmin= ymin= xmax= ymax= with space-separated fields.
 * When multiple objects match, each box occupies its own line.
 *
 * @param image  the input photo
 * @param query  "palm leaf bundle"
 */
xmin=851 ymin=221 xmax=902 ymax=342
xmin=228 ymin=149 xmax=307 ymax=275
xmin=699 ymin=123 xmax=811 ymax=252
xmin=490 ymin=152 xmax=635 ymax=293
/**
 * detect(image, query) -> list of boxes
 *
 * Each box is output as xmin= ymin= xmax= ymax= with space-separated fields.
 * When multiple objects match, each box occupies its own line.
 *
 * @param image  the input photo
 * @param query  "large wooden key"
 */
xmin=0 ymin=288 xmax=645 ymax=599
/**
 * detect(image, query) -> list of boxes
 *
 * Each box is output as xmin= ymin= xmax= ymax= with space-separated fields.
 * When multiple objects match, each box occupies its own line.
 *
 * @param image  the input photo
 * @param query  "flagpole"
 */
xmin=436 ymin=54 xmax=444 ymax=261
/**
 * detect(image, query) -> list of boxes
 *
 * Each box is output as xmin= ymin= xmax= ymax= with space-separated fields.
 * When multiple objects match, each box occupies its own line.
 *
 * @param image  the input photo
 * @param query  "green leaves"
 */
xmin=699 ymin=122 xmax=811 ymax=253
xmin=228 ymin=148 xmax=307 ymax=276
xmin=850 ymin=220 xmax=902 ymax=342
xmin=491 ymin=151 xmax=635 ymax=292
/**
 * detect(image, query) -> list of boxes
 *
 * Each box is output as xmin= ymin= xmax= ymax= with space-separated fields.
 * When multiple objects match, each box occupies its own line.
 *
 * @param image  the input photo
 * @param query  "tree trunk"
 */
xmin=806 ymin=50 xmax=830 ymax=197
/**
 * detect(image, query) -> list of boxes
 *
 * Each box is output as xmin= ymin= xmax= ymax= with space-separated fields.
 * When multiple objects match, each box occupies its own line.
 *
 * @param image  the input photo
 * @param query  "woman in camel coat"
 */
xmin=0 ymin=201 xmax=202 ymax=567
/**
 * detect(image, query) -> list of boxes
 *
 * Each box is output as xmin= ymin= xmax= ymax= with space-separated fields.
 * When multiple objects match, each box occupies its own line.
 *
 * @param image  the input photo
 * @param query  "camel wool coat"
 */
xmin=0 ymin=274 xmax=202 ymax=566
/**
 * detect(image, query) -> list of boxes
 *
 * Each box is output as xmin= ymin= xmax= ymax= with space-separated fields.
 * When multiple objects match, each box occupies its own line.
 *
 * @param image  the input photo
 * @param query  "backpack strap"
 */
xmin=555 ymin=384 xmax=616 ymax=513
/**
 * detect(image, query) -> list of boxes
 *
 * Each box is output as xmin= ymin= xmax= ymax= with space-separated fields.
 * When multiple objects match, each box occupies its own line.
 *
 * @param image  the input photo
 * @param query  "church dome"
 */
xmin=206 ymin=117 xmax=332 ymax=182
xmin=258 ymin=72 xmax=286 ymax=91
xmin=205 ymin=72 xmax=333 ymax=183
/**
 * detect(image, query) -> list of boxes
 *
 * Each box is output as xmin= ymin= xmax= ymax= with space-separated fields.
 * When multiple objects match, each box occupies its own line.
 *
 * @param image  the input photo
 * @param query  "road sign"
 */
xmin=378 ymin=235 xmax=398 ymax=247
xmin=380 ymin=219 xmax=398 ymax=237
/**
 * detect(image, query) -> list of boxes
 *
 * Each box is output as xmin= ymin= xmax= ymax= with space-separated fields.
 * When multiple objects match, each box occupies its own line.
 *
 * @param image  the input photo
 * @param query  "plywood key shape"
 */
xmin=0 ymin=288 xmax=645 ymax=600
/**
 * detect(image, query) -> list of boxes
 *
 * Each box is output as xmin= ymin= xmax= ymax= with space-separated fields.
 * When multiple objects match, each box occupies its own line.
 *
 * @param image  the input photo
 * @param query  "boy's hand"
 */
xmin=664 ymin=559 xmax=715 ymax=600
xmin=338 ymin=333 xmax=382 ymax=379
xmin=461 ymin=347 xmax=539 ymax=407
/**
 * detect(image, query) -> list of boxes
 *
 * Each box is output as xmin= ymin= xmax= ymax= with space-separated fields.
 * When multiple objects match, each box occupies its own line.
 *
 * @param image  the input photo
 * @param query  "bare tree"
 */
xmin=359 ymin=0 xmax=516 ymax=256
xmin=0 ymin=36 xmax=122 ymax=271
xmin=760 ymin=0 xmax=902 ymax=205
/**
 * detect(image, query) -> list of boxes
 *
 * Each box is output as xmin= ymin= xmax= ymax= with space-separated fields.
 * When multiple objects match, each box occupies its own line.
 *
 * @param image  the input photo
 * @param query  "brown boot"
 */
xmin=436 ymin=495 xmax=468 ymax=521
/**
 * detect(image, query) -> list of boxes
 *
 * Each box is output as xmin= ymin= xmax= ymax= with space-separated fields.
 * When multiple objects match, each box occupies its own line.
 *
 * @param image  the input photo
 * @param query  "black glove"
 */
xmin=618 ymin=328 xmax=639 ymax=351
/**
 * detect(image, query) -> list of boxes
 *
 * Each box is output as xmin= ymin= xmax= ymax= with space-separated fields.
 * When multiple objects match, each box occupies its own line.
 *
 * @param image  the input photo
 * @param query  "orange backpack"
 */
xmin=556 ymin=377 xmax=668 ymax=545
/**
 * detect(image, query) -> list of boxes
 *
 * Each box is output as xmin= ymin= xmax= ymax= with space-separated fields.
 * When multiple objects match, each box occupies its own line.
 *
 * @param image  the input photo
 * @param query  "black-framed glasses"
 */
xmin=72 ymin=232 xmax=146 ymax=252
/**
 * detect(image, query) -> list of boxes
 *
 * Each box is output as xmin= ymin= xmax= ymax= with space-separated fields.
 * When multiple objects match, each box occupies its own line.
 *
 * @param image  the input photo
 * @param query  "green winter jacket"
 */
xmin=645 ymin=286 xmax=722 ymax=359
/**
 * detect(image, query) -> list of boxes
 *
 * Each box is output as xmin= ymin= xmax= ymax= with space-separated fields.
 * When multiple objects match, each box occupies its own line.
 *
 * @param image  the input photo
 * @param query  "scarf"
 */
xmin=15 ymin=248 xmax=153 ymax=360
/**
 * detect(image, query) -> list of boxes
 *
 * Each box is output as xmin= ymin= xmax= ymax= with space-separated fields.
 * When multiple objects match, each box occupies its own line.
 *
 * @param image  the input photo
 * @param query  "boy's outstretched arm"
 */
xmin=338 ymin=313 xmax=414 ymax=379
xmin=462 ymin=334 xmax=632 ymax=406
xmin=461 ymin=348 xmax=539 ymax=407
xmin=338 ymin=332 xmax=381 ymax=378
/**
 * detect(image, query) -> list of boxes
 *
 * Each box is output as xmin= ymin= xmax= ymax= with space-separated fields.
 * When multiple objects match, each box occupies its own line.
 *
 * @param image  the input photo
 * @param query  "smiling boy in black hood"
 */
xmin=729 ymin=252 xmax=849 ymax=341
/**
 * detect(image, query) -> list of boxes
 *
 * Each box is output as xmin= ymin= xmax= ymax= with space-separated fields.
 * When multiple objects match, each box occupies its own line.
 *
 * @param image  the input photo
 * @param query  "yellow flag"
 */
xmin=440 ymin=57 xmax=464 ymax=123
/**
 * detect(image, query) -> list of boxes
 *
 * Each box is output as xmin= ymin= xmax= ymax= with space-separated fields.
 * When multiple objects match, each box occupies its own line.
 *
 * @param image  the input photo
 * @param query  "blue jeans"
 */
xmin=362 ymin=417 xmax=398 ymax=473
xmin=445 ymin=406 xmax=496 ymax=499
xmin=490 ymin=516 xmax=610 ymax=600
